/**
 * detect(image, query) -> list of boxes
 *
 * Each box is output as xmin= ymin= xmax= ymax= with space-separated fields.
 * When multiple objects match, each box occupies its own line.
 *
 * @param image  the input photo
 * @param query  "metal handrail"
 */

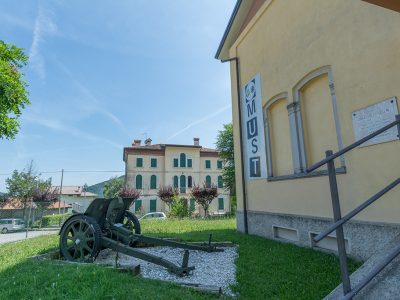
xmin=307 ymin=115 xmax=400 ymax=173
xmin=307 ymin=114 xmax=400 ymax=299
xmin=313 ymin=177 xmax=400 ymax=243
xmin=343 ymin=243 xmax=400 ymax=300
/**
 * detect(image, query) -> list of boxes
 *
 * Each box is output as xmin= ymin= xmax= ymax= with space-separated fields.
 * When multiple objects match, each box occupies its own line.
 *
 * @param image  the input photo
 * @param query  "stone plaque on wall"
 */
xmin=352 ymin=97 xmax=399 ymax=147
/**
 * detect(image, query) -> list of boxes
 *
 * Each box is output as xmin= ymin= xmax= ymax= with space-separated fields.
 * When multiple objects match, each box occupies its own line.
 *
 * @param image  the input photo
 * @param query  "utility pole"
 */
xmin=58 ymin=169 xmax=64 ymax=215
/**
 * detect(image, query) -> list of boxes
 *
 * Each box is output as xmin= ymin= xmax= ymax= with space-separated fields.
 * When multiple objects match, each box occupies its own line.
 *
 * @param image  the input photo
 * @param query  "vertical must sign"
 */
xmin=242 ymin=74 xmax=267 ymax=179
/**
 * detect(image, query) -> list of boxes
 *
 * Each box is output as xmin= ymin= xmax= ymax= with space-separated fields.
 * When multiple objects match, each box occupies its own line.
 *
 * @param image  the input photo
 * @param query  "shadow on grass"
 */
xmin=0 ymin=259 xmax=219 ymax=300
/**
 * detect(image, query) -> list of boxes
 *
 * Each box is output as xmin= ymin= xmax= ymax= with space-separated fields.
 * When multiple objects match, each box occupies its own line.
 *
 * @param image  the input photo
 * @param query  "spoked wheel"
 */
xmin=121 ymin=210 xmax=141 ymax=246
xmin=59 ymin=215 xmax=102 ymax=262
xmin=122 ymin=210 xmax=141 ymax=234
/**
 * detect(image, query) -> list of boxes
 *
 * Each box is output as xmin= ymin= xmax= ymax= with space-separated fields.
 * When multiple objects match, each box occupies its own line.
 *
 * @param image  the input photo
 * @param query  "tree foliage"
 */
xmin=6 ymin=162 xmax=39 ymax=209
xmin=118 ymin=186 xmax=141 ymax=199
xmin=103 ymin=176 xmax=124 ymax=199
xmin=0 ymin=193 xmax=8 ymax=208
xmin=190 ymin=183 xmax=218 ymax=217
xmin=31 ymin=180 xmax=59 ymax=227
xmin=32 ymin=180 xmax=58 ymax=204
xmin=157 ymin=185 xmax=179 ymax=208
xmin=0 ymin=40 xmax=30 ymax=139
xmin=5 ymin=162 xmax=55 ymax=214
xmin=216 ymin=123 xmax=235 ymax=196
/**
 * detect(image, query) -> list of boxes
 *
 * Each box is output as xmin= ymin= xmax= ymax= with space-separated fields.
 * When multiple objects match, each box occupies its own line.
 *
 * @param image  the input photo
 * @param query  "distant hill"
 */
xmin=86 ymin=176 xmax=124 ymax=198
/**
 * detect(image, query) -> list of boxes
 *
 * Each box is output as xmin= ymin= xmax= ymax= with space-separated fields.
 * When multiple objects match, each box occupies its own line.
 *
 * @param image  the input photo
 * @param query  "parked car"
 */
xmin=139 ymin=212 xmax=167 ymax=221
xmin=0 ymin=218 xmax=26 ymax=234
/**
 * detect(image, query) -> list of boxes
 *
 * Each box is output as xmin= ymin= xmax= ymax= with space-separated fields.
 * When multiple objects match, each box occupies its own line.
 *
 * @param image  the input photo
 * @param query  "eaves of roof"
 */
xmin=215 ymin=0 xmax=243 ymax=60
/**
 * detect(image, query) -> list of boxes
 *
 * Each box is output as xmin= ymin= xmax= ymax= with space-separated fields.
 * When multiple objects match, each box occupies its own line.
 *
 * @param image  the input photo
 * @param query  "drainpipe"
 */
xmin=220 ymin=57 xmax=248 ymax=234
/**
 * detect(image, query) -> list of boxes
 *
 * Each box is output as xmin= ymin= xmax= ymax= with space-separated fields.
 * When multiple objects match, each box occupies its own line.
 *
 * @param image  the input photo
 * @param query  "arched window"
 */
xmin=173 ymin=176 xmax=179 ymax=188
xmin=205 ymin=175 xmax=211 ymax=188
xmin=180 ymin=175 xmax=186 ymax=193
xmin=292 ymin=66 xmax=344 ymax=172
xmin=263 ymin=93 xmax=292 ymax=177
xmin=180 ymin=153 xmax=186 ymax=167
xmin=188 ymin=176 xmax=193 ymax=188
xmin=136 ymin=174 xmax=142 ymax=189
xmin=150 ymin=175 xmax=157 ymax=189
xmin=217 ymin=175 xmax=223 ymax=188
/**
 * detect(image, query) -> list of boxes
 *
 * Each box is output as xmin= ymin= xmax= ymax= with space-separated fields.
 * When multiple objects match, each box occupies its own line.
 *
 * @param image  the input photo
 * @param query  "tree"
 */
xmin=190 ymin=183 xmax=218 ymax=217
xmin=5 ymin=161 xmax=54 ymax=219
xmin=5 ymin=162 xmax=39 ymax=214
xmin=0 ymin=40 xmax=30 ymax=139
xmin=32 ymin=180 xmax=59 ymax=227
xmin=216 ymin=123 xmax=235 ymax=196
xmin=157 ymin=185 xmax=179 ymax=209
xmin=118 ymin=187 xmax=141 ymax=199
xmin=0 ymin=193 xmax=9 ymax=208
xmin=103 ymin=176 xmax=124 ymax=198
xmin=117 ymin=187 xmax=141 ymax=211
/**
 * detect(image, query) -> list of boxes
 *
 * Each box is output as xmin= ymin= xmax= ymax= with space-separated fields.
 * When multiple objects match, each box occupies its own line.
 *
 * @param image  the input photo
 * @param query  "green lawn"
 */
xmin=0 ymin=218 xmax=360 ymax=299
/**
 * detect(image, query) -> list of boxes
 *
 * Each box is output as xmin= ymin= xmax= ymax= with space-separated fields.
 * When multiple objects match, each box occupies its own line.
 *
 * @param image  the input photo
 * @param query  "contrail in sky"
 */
xmin=29 ymin=4 xmax=57 ymax=80
xmin=166 ymin=104 xmax=231 ymax=141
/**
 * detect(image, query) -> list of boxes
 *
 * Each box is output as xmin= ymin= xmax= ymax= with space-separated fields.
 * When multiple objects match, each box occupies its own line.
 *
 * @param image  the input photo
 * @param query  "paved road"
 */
xmin=0 ymin=230 xmax=58 ymax=245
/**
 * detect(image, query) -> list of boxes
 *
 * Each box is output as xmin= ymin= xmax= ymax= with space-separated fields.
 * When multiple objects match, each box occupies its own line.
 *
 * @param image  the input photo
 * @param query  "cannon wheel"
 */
xmin=59 ymin=215 xmax=102 ymax=262
xmin=122 ymin=210 xmax=141 ymax=235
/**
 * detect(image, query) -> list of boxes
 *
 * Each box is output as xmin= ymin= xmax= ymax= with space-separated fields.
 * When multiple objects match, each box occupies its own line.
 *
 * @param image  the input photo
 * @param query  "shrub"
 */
xmin=40 ymin=213 xmax=71 ymax=227
xmin=169 ymin=196 xmax=191 ymax=219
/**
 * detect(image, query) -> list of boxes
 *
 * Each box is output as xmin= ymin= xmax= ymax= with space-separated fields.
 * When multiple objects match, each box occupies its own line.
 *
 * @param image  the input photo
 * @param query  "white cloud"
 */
xmin=23 ymin=115 xmax=123 ymax=149
xmin=29 ymin=4 xmax=58 ymax=80
xmin=166 ymin=104 xmax=231 ymax=141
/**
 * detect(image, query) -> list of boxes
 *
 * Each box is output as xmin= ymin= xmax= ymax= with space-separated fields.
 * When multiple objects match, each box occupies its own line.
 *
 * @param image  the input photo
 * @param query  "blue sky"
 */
xmin=0 ymin=0 xmax=235 ymax=191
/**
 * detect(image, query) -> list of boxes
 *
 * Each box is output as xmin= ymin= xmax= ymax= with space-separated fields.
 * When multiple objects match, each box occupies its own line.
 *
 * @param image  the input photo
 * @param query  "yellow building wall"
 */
xmin=229 ymin=0 xmax=400 ymax=223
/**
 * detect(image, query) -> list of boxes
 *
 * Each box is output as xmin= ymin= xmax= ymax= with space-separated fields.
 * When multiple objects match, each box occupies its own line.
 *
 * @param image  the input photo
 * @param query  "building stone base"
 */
xmin=236 ymin=210 xmax=400 ymax=261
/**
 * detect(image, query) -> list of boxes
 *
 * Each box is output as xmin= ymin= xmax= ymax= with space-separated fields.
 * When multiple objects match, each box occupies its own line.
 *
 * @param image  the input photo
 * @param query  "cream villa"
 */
xmin=123 ymin=138 xmax=230 ymax=215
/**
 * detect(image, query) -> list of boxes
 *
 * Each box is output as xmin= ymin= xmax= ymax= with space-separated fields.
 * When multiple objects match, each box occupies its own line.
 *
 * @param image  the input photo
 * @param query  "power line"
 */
xmin=64 ymin=170 xmax=124 ymax=173
xmin=0 ymin=170 xmax=124 ymax=176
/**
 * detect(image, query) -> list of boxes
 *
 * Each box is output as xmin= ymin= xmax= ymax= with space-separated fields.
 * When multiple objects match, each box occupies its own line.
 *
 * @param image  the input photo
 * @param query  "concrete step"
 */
xmin=324 ymin=233 xmax=400 ymax=300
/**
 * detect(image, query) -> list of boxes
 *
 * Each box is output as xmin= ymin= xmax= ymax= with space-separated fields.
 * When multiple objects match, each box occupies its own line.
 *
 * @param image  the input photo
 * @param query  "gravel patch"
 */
xmin=96 ymin=246 xmax=238 ymax=296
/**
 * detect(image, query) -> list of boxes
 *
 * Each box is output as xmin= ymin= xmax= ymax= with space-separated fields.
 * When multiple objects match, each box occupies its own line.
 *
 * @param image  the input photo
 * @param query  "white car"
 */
xmin=139 ymin=212 xmax=167 ymax=221
xmin=0 ymin=218 xmax=26 ymax=234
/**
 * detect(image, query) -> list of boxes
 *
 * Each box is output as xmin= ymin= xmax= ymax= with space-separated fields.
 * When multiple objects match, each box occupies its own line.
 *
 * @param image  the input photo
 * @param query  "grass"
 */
xmin=0 ymin=218 xmax=361 ymax=300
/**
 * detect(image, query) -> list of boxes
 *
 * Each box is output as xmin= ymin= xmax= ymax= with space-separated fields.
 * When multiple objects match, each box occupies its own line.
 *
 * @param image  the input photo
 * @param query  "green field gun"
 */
xmin=59 ymin=198 xmax=223 ymax=276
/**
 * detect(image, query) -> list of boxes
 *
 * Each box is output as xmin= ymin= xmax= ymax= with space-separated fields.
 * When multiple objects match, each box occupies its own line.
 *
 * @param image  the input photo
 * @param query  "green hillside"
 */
xmin=86 ymin=176 xmax=124 ymax=197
